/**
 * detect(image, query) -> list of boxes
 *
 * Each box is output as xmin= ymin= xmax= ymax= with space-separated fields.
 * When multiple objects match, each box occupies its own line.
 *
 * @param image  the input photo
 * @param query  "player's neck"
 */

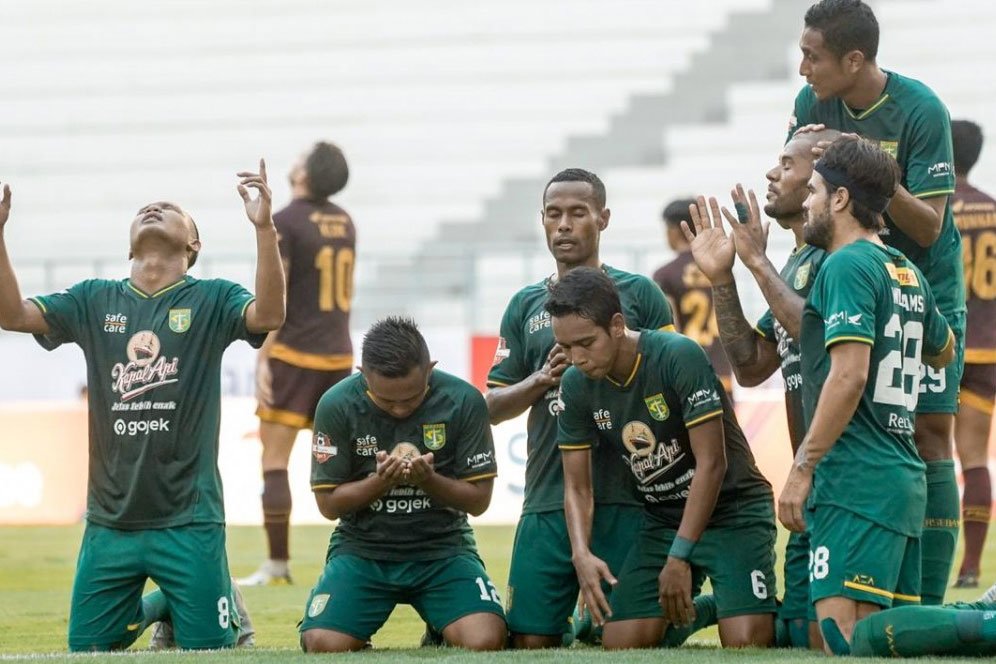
xmin=292 ymin=182 xmax=313 ymax=199
xmin=786 ymin=216 xmax=806 ymax=248
xmin=607 ymin=330 xmax=640 ymax=384
xmin=130 ymin=252 xmax=188 ymax=294
xmin=840 ymin=65 xmax=888 ymax=111
xmin=829 ymin=220 xmax=882 ymax=253
xmin=555 ymin=256 xmax=601 ymax=280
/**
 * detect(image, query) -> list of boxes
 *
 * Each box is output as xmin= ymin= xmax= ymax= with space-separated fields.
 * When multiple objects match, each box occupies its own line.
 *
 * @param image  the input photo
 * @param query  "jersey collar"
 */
xmin=126 ymin=277 xmax=188 ymax=299
xmin=842 ymin=71 xmax=892 ymax=121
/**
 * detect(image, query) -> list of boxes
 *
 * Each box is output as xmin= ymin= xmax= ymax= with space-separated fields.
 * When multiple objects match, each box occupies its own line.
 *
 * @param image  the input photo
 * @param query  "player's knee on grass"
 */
xmin=718 ymin=614 xmax=774 ymax=648
xmin=511 ymin=633 xmax=562 ymax=649
xmin=442 ymin=612 xmax=506 ymax=651
xmin=602 ymin=618 xmax=666 ymax=650
xmin=300 ymin=628 xmax=367 ymax=653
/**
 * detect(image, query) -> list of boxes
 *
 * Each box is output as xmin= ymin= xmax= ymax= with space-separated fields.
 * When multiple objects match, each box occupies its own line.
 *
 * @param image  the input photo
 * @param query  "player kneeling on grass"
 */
xmin=549 ymin=267 xmax=778 ymax=649
xmin=299 ymin=317 xmax=507 ymax=653
xmin=778 ymin=137 xmax=955 ymax=655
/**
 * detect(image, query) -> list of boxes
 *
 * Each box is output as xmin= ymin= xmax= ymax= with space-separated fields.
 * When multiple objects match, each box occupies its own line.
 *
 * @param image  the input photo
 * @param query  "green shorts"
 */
xmin=299 ymin=552 xmax=506 ymax=641
xmin=917 ymin=310 xmax=965 ymax=415
xmin=779 ymin=529 xmax=813 ymax=622
xmin=610 ymin=496 xmax=778 ymax=621
xmin=809 ymin=504 xmax=921 ymax=608
xmin=506 ymin=505 xmax=643 ymax=636
xmin=69 ymin=521 xmax=238 ymax=651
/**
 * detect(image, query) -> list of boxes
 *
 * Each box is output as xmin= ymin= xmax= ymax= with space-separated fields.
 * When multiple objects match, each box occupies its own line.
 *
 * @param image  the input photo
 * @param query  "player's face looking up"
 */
xmin=765 ymin=140 xmax=815 ymax=227
xmin=798 ymin=28 xmax=855 ymax=102
xmin=550 ymin=311 xmax=623 ymax=380
xmin=363 ymin=364 xmax=433 ymax=420
xmin=542 ymin=182 xmax=608 ymax=267
xmin=801 ymin=172 xmax=835 ymax=249
xmin=129 ymin=201 xmax=200 ymax=261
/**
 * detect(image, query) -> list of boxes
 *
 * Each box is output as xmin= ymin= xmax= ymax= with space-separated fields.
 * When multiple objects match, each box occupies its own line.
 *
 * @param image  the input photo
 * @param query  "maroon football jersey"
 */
xmin=270 ymin=198 xmax=355 ymax=370
xmin=653 ymin=251 xmax=733 ymax=380
xmin=955 ymin=181 xmax=996 ymax=363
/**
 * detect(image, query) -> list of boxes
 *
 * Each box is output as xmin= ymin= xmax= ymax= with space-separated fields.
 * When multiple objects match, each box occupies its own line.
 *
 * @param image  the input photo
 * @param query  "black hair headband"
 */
xmin=814 ymin=161 xmax=892 ymax=214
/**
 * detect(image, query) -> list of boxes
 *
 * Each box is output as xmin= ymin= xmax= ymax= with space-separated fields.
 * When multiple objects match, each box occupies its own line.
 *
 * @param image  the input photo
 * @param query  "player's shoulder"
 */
xmin=604 ymin=264 xmax=659 ymax=294
xmin=429 ymin=369 xmax=487 ymax=410
xmin=504 ymin=278 xmax=550 ymax=313
xmin=885 ymin=70 xmax=947 ymax=113
xmin=643 ymin=328 xmax=698 ymax=355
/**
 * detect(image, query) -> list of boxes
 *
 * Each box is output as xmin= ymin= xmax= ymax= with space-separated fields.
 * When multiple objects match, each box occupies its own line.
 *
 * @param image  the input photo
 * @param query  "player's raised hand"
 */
xmin=721 ymin=185 xmax=770 ymax=270
xmin=237 ymin=159 xmax=274 ymax=229
xmin=778 ymin=465 xmax=812 ymax=533
xmin=405 ymin=452 xmax=435 ymax=486
xmin=0 ymin=184 xmax=11 ymax=229
xmin=539 ymin=344 xmax=569 ymax=386
xmin=658 ymin=557 xmax=695 ymax=627
xmin=682 ymin=196 xmax=736 ymax=285
xmin=572 ymin=552 xmax=616 ymax=627
xmin=375 ymin=451 xmax=406 ymax=487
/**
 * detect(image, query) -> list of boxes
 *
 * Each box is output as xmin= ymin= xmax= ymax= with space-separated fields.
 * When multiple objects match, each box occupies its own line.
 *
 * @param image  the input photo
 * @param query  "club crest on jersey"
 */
xmin=168 ymin=308 xmax=191 ymax=333
xmin=308 ymin=593 xmax=330 ymax=617
xmin=644 ymin=393 xmax=670 ymax=421
xmin=312 ymin=432 xmax=337 ymax=463
xmin=877 ymin=140 xmax=899 ymax=159
xmin=423 ymin=423 xmax=446 ymax=450
xmin=793 ymin=263 xmax=812 ymax=290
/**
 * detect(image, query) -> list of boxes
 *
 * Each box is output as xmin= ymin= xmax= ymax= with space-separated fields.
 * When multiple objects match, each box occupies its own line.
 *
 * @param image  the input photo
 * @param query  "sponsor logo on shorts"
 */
xmin=308 ymin=593 xmax=330 ymax=617
xmin=644 ymin=393 xmax=669 ymax=421
xmin=114 ymin=418 xmax=171 ymax=436
xmin=423 ymin=423 xmax=446 ymax=450
xmin=168 ymin=308 xmax=191 ymax=333
xmin=103 ymin=313 xmax=128 ymax=334
xmin=312 ymin=432 xmax=337 ymax=463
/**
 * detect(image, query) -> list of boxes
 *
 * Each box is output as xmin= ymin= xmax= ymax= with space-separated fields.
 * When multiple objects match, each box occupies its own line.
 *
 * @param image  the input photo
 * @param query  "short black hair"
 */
xmin=818 ymin=136 xmax=899 ymax=231
xmin=543 ymin=168 xmax=607 ymax=209
xmin=662 ymin=198 xmax=696 ymax=229
xmin=361 ymin=316 xmax=431 ymax=378
xmin=306 ymin=142 xmax=349 ymax=200
xmin=952 ymin=120 xmax=984 ymax=176
xmin=544 ymin=266 xmax=621 ymax=331
xmin=804 ymin=0 xmax=879 ymax=61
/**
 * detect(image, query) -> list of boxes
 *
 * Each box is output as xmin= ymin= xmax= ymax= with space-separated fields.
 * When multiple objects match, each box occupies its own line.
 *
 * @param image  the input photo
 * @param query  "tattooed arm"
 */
xmin=711 ymin=281 xmax=780 ymax=387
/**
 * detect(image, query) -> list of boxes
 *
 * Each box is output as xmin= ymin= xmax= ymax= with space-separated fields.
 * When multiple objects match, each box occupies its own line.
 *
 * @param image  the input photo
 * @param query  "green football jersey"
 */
xmin=311 ymin=369 xmax=498 ymax=562
xmin=30 ymin=277 xmax=264 ymax=529
xmin=800 ymin=240 xmax=952 ymax=536
xmin=557 ymin=330 xmax=772 ymax=528
xmin=755 ymin=244 xmax=827 ymax=451
xmin=789 ymin=71 xmax=965 ymax=317
xmin=487 ymin=264 xmax=674 ymax=514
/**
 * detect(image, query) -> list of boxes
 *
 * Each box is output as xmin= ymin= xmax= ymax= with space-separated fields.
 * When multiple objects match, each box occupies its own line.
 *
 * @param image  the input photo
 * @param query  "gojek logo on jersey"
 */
xmin=111 ymin=331 xmax=180 ymax=402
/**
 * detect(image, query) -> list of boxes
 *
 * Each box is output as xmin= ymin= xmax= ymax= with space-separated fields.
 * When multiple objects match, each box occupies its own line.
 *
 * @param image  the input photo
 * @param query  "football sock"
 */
xmin=660 ymin=594 xmax=717 ymax=647
xmin=959 ymin=467 xmax=992 ymax=577
xmin=849 ymin=606 xmax=996 ymax=657
xmin=262 ymin=469 xmax=292 ymax=562
xmin=140 ymin=589 xmax=169 ymax=633
xmin=921 ymin=459 xmax=960 ymax=604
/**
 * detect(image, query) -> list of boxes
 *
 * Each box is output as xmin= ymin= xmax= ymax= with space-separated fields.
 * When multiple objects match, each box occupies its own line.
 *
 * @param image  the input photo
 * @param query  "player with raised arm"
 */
xmin=789 ymin=0 xmax=965 ymax=604
xmin=778 ymin=137 xmax=954 ymax=654
xmin=486 ymin=169 xmax=682 ymax=648
xmin=241 ymin=142 xmax=355 ymax=587
xmin=0 ymin=161 xmax=284 ymax=651
xmin=550 ymin=267 xmax=776 ymax=649
xmin=950 ymin=120 xmax=996 ymax=588
xmin=299 ymin=317 xmax=506 ymax=653
xmin=653 ymin=198 xmax=735 ymax=400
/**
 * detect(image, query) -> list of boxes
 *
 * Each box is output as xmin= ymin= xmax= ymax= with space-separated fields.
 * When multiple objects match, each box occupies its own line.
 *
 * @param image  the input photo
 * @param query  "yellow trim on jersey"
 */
xmin=913 ymin=188 xmax=956 ymax=199
xmin=126 ymin=622 xmax=141 ymax=632
xmin=607 ymin=353 xmax=642 ymax=388
xmin=28 ymin=297 xmax=47 ymax=313
xmin=486 ymin=380 xmax=511 ymax=388
xmin=892 ymin=592 xmax=922 ymax=603
xmin=826 ymin=335 xmax=874 ymax=349
xmin=685 ymin=409 xmax=723 ymax=428
xmin=843 ymin=580 xmax=894 ymax=599
xmin=844 ymin=94 xmax=891 ymax=120
xmin=934 ymin=329 xmax=955 ymax=358
xmin=965 ymin=349 xmax=996 ymax=364
xmin=960 ymin=389 xmax=995 ymax=416
xmin=312 ymin=483 xmax=339 ymax=491
xmin=659 ymin=324 xmax=676 ymax=332
xmin=256 ymin=406 xmax=312 ymax=429
xmin=559 ymin=443 xmax=593 ymax=450
xmin=240 ymin=297 xmax=256 ymax=319
xmin=269 ymin=343 xmax=353 ymax=371
xmin=127 ymin=278 xmax=187 ymax=299
xmin=461 ymin=472 xmax=498 ymax=483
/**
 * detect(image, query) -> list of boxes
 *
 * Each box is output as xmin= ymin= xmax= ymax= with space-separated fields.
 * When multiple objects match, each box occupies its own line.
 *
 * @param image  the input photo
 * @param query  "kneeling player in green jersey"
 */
xmin=789 ymin=0 xmax=966 ymax=603
xmin=549 ymin=267 xmax=777 ymax=649
xmin=682 ymin=129 xmax=838 ymax=649
xmin=300 ymin=317 xmax=506 ymax=653
xmin=486 ymin=168 xmax=675 ymax=648
xmin=778 ymin=137 xmax=955 ymax=654
xmin=0 ymin=163 xmax=285 ymax=651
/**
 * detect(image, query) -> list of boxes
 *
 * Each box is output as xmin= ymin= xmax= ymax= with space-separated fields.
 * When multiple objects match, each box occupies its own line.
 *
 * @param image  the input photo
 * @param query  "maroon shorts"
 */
xmin=257 ymin=359 xmax=351 ymax=429
xmin=960 ymin=363 xmax=996 ymax=416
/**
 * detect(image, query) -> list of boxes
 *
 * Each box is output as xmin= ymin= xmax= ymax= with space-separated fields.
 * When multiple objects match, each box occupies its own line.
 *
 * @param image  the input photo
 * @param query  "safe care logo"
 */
xmin=111 ymin=331 xmax=180 ymax=402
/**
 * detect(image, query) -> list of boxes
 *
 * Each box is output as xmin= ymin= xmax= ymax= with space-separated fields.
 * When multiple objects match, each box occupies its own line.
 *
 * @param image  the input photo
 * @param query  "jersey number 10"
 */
xmin=315 ymin=246 xmax=355 ymax=312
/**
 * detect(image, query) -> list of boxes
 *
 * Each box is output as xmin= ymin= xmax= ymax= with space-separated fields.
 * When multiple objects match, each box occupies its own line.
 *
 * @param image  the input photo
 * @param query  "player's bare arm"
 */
xmin=684 ymin=196 xmax=779 ymax=385
xmin=313 ymin=451 xmax=406 ymax=520
xmin=238 ymin=159 xmax=286 ymax=334
xmin=407 ymin=452 xmax=494 ymax=516
xmin=659 ymin=417 xmax=726 ymax=628
xmin=887 ymin=190 xmax=946 ymax=248
xmin=562 ymin=447 xmax=615 ymax=626
xmin=722 ymin=185 xmax=807 ymax=340
xmin=0 ymin=184 xmax=49 ymax=335
xmin=485 ymin=344 xmax=568 ymax=424
xmin=779 ymin=342 xmax=870 ymax=532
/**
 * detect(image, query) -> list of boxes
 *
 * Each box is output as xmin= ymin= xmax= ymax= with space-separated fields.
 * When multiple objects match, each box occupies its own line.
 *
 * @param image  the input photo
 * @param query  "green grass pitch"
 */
xmin=0 ymin=523 xmax=992 ymax=663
